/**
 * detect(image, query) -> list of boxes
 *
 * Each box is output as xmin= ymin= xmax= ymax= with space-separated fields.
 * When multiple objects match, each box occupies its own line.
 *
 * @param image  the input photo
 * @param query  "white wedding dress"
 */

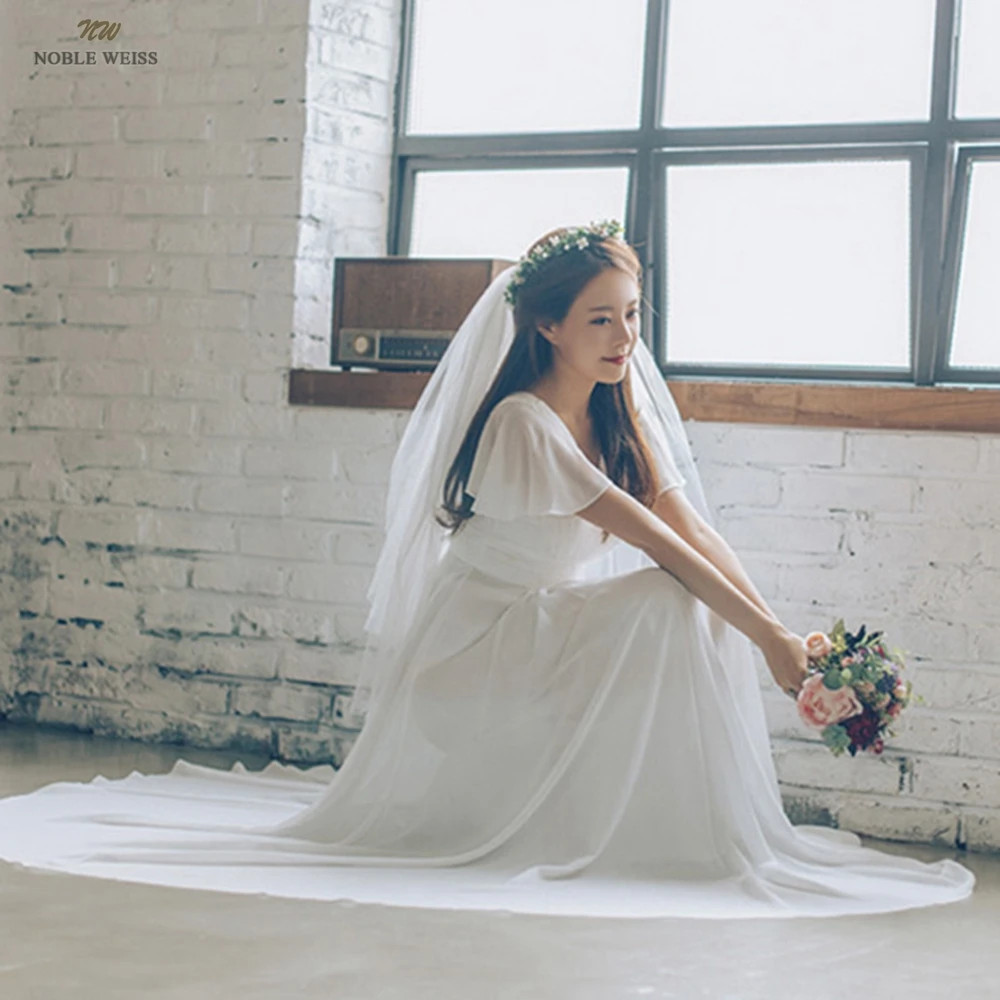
xmin=0 ymin=391 xmax=975 ymax=919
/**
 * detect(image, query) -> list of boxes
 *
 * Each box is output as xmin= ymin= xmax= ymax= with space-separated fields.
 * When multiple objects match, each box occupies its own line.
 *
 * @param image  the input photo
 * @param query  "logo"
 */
xmin=77 ymin=19 xmax=121 ymax=41
xmin=33 ymin=21 xmax=158 ymax=66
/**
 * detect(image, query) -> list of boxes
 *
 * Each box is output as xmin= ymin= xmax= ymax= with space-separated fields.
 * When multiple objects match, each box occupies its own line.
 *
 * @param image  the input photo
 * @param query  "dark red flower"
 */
xmin=842 ymin=706 xmax=882 ymax=752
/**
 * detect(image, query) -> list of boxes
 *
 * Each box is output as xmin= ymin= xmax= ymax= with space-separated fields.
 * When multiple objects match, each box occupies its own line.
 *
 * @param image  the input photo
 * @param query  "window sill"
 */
xmin=288 ymin=369 xmax=1000 ymax=434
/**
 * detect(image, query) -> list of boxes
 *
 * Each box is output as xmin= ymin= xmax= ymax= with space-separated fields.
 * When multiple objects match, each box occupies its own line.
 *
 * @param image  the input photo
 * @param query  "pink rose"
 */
xmin=888 ymin=702 xmax=902 ymax=718
xmin=804 ymin=631 xmax=833 ymax=660
xmin=797 ymin=673 xmax=863 ymax=729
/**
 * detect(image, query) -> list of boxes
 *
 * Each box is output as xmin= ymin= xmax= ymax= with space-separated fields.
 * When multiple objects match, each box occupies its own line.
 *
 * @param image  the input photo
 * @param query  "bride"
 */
xmin=0 ymin=221 xmax=975 ymax=919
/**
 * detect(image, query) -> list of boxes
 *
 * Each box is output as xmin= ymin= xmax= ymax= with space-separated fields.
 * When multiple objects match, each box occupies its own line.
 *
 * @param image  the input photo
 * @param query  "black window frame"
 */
xmin=387 ymin=0 xmax=1000 ymax=386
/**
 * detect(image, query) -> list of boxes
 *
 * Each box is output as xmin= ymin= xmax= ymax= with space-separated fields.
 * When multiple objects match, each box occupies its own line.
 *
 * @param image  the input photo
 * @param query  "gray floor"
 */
xmin=1 ymin=724 xmax=996 ymax=1000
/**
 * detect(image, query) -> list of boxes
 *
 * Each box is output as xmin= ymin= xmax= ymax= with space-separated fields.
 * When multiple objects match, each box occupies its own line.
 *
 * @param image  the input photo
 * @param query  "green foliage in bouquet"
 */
xmin=805 ymin=619 xmax=918 ymax=758
xmin=821 ymin=724 xmax=852 ymax=754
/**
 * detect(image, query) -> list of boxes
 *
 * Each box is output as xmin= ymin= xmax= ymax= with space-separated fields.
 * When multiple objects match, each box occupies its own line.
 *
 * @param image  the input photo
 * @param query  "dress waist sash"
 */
xmin=445 ymin=529 xmax=579 ymax=590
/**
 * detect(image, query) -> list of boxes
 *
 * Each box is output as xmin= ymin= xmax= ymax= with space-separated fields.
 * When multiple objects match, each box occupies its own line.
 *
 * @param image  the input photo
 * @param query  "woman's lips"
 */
xmin=602 ymin=355 xmax=628 ymax=364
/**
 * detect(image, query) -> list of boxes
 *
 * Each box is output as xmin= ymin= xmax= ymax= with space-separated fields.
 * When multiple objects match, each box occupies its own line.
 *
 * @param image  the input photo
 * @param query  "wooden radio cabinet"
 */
xmin=331 ymin=257 xmax=514 ymax=371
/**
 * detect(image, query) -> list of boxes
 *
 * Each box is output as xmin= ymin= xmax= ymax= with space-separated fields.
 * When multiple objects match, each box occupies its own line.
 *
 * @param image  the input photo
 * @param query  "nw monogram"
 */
xmin=77 ymin=19 xmax=121 ymax=41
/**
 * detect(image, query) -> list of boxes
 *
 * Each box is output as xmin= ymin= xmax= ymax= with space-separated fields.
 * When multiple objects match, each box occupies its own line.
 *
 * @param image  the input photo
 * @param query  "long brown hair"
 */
xmin=436 ymin=227 xmax=665 ymax=543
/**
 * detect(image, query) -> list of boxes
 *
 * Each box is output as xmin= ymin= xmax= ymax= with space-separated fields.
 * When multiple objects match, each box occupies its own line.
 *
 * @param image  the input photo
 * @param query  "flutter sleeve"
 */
xmin=636 ymin=405 xmax=687 ymax=496
xmin=466 ymin=397 xmax=613 ymax=520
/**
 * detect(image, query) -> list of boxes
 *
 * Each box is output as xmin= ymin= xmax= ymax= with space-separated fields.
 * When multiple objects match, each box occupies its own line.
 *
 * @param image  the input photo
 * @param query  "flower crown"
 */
xmin=504 ymin=219 xmax=625 ymax=306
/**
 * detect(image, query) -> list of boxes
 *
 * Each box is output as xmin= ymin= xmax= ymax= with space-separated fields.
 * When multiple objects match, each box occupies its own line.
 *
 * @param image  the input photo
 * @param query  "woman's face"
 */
xmin=538 ymin=267 xmax=641 ymax=386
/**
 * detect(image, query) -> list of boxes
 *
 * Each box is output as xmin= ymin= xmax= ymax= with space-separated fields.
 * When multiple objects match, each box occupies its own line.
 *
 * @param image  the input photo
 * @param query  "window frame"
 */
xmin=937 ymin=144 xmax=1000 ymax=382
xmin=648 ymin=145 xmax=926 ymax=383
xmin=388 ymin=0 xmax=1000 ymax=387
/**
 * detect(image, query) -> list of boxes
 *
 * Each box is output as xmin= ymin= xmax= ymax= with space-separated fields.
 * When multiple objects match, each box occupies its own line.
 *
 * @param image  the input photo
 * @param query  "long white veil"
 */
xmin=347 ymin=261 xmax=717 ymax=722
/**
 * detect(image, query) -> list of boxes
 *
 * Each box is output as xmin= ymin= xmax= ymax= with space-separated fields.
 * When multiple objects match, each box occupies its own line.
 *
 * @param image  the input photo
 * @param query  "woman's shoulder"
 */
xmin=485 ymin=392 xmax=575 ymax=450
xmin=483 ymin=391 xmax=544 ymax=429
xmin=483 ymin=392 xmax=606 ymax=475
xmin=467 ymin=391 xmax=612 ymax=520
xmin=491 ymin=391 xmax=551 ymax=422
xmin=495 ymin=390 xmax=537 ymax=410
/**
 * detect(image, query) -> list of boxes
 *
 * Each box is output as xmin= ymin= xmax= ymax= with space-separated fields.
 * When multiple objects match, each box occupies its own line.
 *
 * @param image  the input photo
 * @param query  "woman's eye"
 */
xmin=590 ymin=309 xmax=639 ymax=326
xmin=590 ymin=310 xmax=639 ymax=326
xmin=592 ymin=313 xmax=639 ymax=325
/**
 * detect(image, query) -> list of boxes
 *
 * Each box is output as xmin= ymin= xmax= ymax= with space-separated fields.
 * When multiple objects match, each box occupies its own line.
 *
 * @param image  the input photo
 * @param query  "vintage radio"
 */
xmin=331 ymin=257 xmax=515 ymax=370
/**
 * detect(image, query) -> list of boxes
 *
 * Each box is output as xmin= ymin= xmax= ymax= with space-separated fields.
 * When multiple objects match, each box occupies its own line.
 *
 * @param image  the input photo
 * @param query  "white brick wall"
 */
xmin=1 ymin=0 xmax=402 ymax=769
xmin=688 ymin=422 xmax=1000 ymax=850
xmin=2 ymin=0 xmax=999 ymax=854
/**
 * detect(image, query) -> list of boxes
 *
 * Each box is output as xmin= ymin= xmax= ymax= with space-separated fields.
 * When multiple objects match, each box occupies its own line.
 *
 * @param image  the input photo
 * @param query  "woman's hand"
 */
xmin=760 ymin=626 xmax=810 ymax=700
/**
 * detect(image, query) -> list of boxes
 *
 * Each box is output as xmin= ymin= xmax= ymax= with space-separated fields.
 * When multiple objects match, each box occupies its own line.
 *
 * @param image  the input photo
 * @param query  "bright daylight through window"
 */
xmin=390 ymin=0 xmax=1000 ymax=386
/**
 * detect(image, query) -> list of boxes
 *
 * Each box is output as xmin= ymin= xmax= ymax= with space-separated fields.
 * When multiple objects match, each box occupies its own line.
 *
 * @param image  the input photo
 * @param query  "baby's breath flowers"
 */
xmin=504 ymin=219 xmax=625 ymax=306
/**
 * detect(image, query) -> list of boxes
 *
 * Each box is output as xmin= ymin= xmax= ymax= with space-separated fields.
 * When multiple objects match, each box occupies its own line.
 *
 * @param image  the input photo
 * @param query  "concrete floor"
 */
xmin=1 ymin=724 xmax=997 ymax=1000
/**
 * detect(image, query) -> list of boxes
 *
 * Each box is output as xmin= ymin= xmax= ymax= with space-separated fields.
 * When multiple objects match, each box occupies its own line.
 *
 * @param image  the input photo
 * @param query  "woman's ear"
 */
xmin=536 ymin=320 xmax=557 ymax=344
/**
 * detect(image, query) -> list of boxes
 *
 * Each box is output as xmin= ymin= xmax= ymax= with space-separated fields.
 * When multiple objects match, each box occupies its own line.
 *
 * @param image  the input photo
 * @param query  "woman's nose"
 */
xmin=613 ymin=323 xmax=636 ymax=349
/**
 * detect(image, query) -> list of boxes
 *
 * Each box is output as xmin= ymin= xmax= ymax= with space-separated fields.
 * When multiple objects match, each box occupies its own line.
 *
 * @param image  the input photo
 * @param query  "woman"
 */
xmin=0 ymin=222 xmax=974 ymax=919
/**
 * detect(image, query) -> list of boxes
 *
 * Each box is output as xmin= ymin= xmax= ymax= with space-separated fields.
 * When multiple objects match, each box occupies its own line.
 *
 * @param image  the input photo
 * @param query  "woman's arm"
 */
xmin=575 ymin=484 xmax=809 ymax=696
xmin=651 ymin=488 xmax=776 ymax=621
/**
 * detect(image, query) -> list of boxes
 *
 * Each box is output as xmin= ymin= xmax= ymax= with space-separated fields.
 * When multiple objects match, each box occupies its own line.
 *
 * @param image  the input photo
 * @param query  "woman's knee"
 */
xmin=626 ymin=565 xmax=695 ymax=609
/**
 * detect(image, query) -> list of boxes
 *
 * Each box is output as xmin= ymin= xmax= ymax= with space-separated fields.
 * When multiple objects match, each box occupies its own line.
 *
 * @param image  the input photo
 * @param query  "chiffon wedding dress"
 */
xmin=0 ymin=265 xmax=975 ymax=920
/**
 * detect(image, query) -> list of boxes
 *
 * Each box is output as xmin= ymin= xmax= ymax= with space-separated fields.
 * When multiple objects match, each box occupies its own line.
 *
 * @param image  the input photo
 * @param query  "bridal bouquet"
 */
xmin=795 ymin=620 xmax=921 ymax=757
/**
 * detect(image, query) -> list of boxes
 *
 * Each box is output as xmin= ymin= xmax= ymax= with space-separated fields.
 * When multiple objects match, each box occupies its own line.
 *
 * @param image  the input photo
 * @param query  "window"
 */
xmin=389 ymin=0 xmax=1000 ymax=386
xmin=409 ymin=167 xmax=630 ymax=261
xmin=954 ymin=0 xmax=1000 ymax=120
xmin=405 ymin=0 xmax=647 ymax=135
xmin=663 ymin=159 xmax=911 ymax=370
xmin=942 ymin=154 xmax=1000 ymax=370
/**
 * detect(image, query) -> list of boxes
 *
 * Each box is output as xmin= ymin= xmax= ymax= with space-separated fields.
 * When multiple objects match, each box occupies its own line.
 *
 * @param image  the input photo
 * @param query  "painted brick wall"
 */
xmin=0 ymin=0 xmax=404 ymax=767
xmin=2 ymin=0 xmax=998 ymax=853
xmin=688 ymin=423 xmax=1000 ymax=852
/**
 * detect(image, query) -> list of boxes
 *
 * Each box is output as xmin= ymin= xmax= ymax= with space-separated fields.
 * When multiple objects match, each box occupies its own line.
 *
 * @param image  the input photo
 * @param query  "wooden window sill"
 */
xmin=288 ymin=369 xmax=1000 ymax=434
